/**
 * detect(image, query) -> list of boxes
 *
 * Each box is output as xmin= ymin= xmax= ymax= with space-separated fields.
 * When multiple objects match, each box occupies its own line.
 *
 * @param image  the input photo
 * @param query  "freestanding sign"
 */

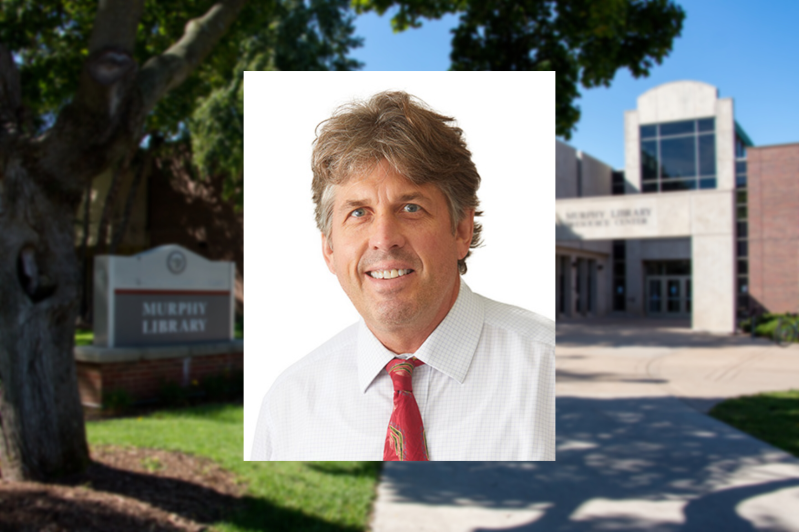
xmin=93 ymin=245 xmax=235 ymax=347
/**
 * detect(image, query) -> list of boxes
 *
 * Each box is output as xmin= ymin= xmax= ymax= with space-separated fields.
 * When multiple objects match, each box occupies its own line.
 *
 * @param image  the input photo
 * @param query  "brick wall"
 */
xmin=148 ymin=147 xmax=244 ymax=313
xmin=747 ymin=143 xmax=799 ymax=313
xmin=76 ymin=144 xmax=244 ymax=322
xmin=77 ymin=352 xmax=243 ymax=407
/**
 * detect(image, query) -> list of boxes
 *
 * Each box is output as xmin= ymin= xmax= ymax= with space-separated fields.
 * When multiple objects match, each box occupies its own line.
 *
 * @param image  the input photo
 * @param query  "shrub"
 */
xmin=102 ymin=389 xmax=132 ymax=412
xmin=200 ymin=368 xmax=244 ymax=400
xmin=158 ymin=380 xmax=189 ymax=407
xmin=740 ymin=312 xmax=797 ymax=340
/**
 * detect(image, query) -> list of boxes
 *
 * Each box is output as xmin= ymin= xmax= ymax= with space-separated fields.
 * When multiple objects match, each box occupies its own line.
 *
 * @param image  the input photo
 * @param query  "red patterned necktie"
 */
xmin=384 ymin=357 xmax=429 ymax=461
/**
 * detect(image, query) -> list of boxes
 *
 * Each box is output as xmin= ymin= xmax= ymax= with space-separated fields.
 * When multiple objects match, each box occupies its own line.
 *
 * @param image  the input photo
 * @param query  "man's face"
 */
xmin=322 ymin=160 xmax=473 ymax=346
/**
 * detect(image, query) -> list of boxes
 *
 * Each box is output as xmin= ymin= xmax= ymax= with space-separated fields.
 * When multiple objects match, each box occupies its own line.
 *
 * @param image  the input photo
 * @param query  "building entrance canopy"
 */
xmin=556 ymin=189 xmax=735 ymax=333
xmin=557 ymin=189 xmax=732 ymax=241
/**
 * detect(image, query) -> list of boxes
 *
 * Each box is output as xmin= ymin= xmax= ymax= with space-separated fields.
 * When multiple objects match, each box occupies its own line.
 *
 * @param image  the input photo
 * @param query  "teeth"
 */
xmin=370 ymin=269 xmax=411 ymax=279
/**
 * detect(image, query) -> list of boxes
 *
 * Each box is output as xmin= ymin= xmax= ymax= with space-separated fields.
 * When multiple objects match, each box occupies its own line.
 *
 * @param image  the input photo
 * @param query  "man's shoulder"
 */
xmin=477 ymin=294 xmax=555 ymax=348
xmin=268 ymin=322 xmax=360 ymax=391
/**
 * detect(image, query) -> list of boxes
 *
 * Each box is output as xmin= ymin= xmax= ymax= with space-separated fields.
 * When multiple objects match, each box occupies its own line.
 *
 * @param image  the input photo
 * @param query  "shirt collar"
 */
xmin=357 ymin=278 xmax=485 ymax=393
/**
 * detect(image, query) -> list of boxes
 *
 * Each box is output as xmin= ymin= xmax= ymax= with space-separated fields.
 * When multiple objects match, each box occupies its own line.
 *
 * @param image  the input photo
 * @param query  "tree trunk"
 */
xmin=95 ymin=161 xmax=126 ymax=255
xmin=0 ymin=155 xmax=89 ymax=481
xmin=0 ymin=0 xmax=247 ymax=482
xmin=110 ymin=134 xmax=159 ymax=254
xmin=78 ymin=179 xmax=92 ymax=325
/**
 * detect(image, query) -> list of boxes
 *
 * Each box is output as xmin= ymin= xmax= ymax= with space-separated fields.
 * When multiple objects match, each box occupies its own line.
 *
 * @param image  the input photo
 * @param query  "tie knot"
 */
xmin=386 ymin=357 xmax=424 ymax=392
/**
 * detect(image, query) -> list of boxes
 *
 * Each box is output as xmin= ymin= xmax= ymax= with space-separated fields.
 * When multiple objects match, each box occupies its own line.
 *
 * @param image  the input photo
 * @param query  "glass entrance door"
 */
xmin=648 ymin=278 xmax=662 ymax=313
xmin=645 ymin=276 xmax=691 ymax=317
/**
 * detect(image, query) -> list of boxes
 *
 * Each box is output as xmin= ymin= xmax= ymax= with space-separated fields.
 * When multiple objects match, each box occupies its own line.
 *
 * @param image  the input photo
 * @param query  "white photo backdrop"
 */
xmin=244 ymin=71 xmax=555 ymax=458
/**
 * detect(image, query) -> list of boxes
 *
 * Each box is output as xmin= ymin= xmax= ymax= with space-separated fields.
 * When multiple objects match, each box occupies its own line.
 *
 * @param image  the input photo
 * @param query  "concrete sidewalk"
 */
xmin=370 ymin=319 xmax=799 ymax=531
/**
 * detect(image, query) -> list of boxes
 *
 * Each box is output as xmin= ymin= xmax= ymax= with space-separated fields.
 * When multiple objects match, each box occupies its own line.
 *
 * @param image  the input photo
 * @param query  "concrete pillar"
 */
xmin=568 ymin=255 xmax=578 ymax=317
xmin=595 ymin=258 xmax=605 ymax=316
xmin=715 ymin=98 xmax=735 ymax=191
xmin=598 ymin=256 xmax=611 ymax=316
xmin=555 ymin=255 xmax=562 ymax=316
xmin=692 ymin=236 xmax=735 ymax=332
xmin=579 ymin=258 xmax=590 ymax=315
xmin=586 ymin=259 xmax=597 ymax=316
xmin=625 ymin=240 xmax=643 ymax=315
xmin=624 ymin=110 xmax=642 ymax=193
xmin=691 ymin=190 xmax=736 ymax=332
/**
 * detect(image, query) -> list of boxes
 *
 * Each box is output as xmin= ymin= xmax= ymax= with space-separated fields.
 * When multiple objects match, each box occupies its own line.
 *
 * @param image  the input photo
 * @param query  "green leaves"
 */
xmin=353 ymin=0 xmax=685 ymax=139
xmin=353 ymin=0 xmax=467 ymax=31
xmin=183 ymin=0 xmax=363 ymax=210
xmin=1 ymin=0 xmax=363 ymax=208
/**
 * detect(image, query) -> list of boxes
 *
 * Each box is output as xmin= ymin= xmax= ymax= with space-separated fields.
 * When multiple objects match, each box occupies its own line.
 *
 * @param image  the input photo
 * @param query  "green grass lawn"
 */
xmin=75 ymin=328 xmax=94 ymax=346
xmin=88 ymin=404 xmax=381 ymax=531
xmin=709 ymin=389 xmax=799 ymax=457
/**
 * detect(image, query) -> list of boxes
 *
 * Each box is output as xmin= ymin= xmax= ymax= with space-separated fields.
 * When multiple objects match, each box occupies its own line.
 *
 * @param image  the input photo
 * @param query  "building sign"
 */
xmin=556 ymin=199 xmax=661 ymax=241
xmin=561 ymin=207 xmax=654 ymax=229
xmin=93 ymin=245 xmax=235 ymax=347
xmin=113 ymin=290 xmax=231 ymax=345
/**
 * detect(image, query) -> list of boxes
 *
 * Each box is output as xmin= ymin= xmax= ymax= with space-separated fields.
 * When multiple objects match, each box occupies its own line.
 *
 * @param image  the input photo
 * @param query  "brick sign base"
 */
xmin=74 ymin=342 xmax=243 ymax=407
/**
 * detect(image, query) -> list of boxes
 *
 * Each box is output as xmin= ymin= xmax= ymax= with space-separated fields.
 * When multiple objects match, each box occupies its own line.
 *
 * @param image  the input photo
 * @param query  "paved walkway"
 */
xmin=371 ymin=319 xmax=798 ymax=531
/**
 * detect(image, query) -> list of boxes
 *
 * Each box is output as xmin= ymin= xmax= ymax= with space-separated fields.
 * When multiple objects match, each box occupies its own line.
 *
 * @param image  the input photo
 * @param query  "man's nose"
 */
xmin=369 ymin=213 xmax=405 ymax=250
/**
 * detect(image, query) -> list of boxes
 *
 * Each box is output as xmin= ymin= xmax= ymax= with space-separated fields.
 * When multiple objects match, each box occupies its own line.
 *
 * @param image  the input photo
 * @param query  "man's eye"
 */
xmin=404 ymin=204 xmax=420 ymax=213
xmin=350 ymin=208 xmax=366 ymax=218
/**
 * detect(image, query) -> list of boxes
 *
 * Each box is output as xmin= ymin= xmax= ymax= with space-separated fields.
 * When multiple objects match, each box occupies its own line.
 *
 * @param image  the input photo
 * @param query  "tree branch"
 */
xmin=110 ymin=133 xmax=161 ymax=253
xmin=88 ymin=0 xmax=145 ymax=55
xmin=37 ymin=47 xmax=141 ymax=191
xmin=137 ymin=0 xmax=248 ymax=115
xmin=35 ymin=2 xmax=145 ymax=189
xmin=66 ymin=0 xmax=144 ymax=122
xmin=36 ymin=1 xmax=245 ymax=191
xmin=0 ymin=43 xmax=22 ymax=138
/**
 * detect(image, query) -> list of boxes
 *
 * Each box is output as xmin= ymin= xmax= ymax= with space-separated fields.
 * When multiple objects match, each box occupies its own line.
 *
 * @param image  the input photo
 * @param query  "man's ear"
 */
xmin=456 ymin=209 xmax=475 ymax=260
xmin=321 ymin=233 xmax=336 ymax=274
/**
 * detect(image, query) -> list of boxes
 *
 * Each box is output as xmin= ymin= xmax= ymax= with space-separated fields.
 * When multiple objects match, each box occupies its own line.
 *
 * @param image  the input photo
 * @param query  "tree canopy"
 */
xmin=0 ymin=0 xmax=685 ymax=481
xmin=0 ymin=0 xmax=363 ymax=208
xmin=0 ymin=0 xmax=366 ymax=481
xmin=354 ymin=0 xmax=685 ymax=139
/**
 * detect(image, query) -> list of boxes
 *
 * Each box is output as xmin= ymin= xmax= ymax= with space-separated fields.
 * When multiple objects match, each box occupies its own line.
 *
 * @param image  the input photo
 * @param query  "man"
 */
xmin=252 ymin=91 xmax=554 ymax=461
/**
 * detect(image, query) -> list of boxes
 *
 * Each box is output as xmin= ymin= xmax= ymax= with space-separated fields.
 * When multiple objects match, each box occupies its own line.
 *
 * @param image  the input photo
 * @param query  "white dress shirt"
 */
xmin=251 ymin=279 xmax=555 ymax=461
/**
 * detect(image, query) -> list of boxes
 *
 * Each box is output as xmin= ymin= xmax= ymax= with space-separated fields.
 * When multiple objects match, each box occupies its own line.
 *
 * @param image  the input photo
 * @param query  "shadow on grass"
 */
xmin=147 ymin=401 xmax=243 ymax=420
xmin=88 ymin=401 xmax=243 ymax=424
xmin=231 ymin=495 xmax=364 ymax=532
xmin=307 ymin=461 xmax=383 ymax=478
xmin=0 ymin=487 xmax=189 ymax=532
xmin=0 ymin=459 xmax=364 ymax=532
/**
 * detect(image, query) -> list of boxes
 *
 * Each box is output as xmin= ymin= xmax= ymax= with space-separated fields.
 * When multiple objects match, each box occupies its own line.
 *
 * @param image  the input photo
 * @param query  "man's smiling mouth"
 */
xmin=368 ymin=269 xmax=414 ymax=279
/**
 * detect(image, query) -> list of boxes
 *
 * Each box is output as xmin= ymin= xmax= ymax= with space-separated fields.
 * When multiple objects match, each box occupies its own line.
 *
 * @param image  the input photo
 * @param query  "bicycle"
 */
xmin=773 ymin=314 xmax=799 ymax=346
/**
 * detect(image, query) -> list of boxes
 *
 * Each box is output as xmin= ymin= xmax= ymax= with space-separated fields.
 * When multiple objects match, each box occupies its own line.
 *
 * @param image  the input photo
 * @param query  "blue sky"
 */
xmin=350 ymin=1 xmax=799 ymax=169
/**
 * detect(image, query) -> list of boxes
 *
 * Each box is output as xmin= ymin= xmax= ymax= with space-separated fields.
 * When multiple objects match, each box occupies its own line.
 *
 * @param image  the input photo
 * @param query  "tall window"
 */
xmin=558 ymin=256 xmax=567 ymax=314
xmin=735 ymin=139 xmax=749 ymax=317
xmin=640 ymin=118 xmax=716 ymax=193
xmin=612 ymin=170 xmax=625 ymax=195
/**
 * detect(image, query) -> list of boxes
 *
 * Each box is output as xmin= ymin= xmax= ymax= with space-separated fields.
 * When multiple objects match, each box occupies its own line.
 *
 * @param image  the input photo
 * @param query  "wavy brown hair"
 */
xmin=311 ymin=91 xmax=483 ymax=274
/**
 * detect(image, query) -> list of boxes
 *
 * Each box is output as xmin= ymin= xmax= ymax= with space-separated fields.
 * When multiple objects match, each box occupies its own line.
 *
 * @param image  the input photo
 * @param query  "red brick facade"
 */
xmin=747 ymin=143 xmax=799 ymax=313
xmin=148 ymin=151 xmax=244 ymax=313
xmin=77 ymin=352 xmax=243 ymax=407
xmin=76 ymin=146 xmax=243 ymax=323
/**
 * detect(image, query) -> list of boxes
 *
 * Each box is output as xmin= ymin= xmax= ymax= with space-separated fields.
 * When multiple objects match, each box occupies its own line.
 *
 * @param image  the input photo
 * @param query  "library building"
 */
xmin=556 ymin=80 xmax=798 ymax=333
